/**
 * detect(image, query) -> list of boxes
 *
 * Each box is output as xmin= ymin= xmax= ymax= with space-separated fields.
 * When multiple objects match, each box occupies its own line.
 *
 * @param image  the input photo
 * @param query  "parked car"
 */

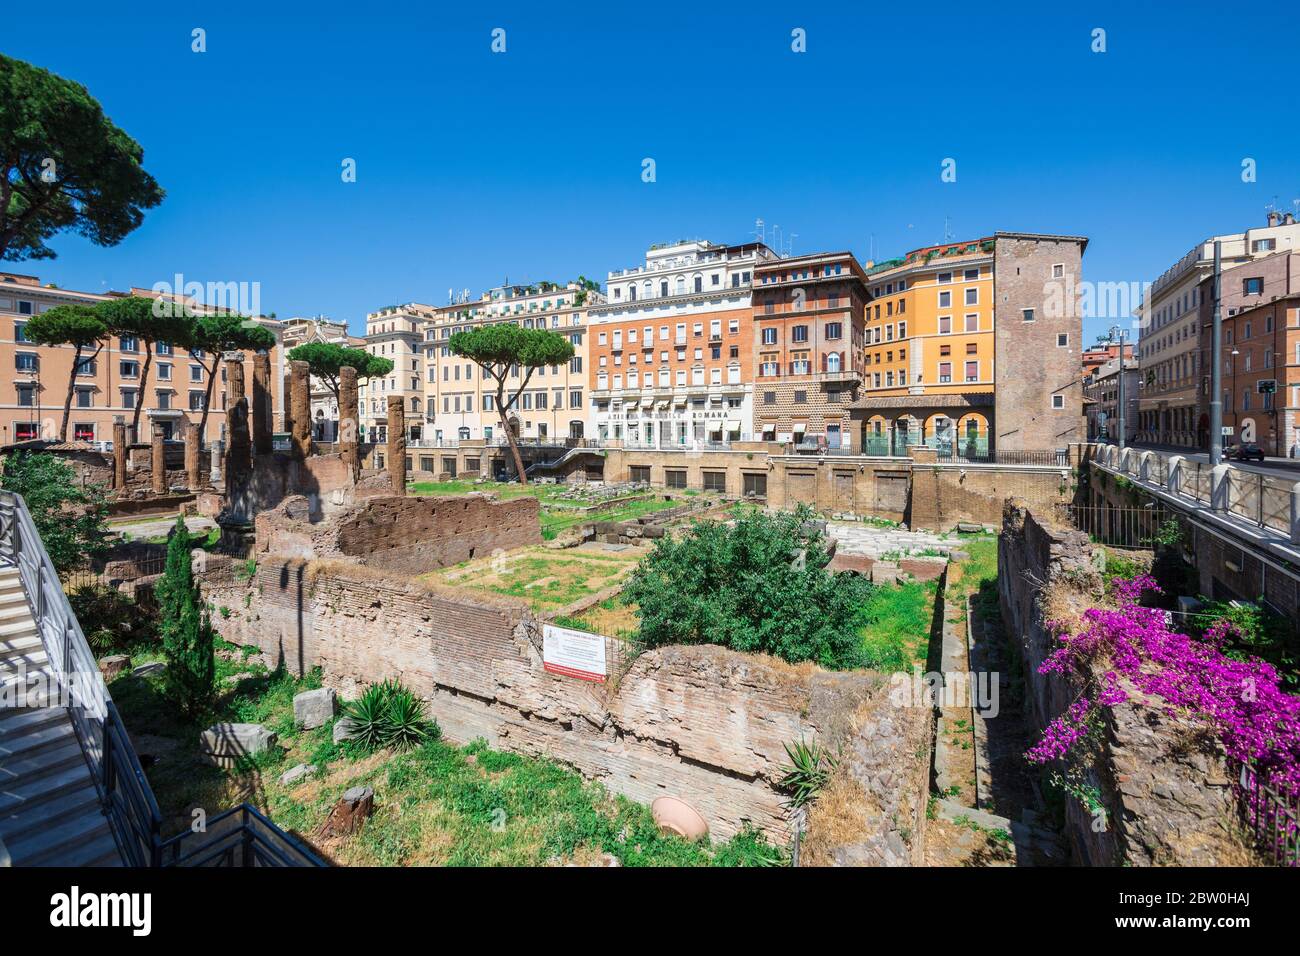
xmin=1227 ymin=442 xmax=1266 ymax=462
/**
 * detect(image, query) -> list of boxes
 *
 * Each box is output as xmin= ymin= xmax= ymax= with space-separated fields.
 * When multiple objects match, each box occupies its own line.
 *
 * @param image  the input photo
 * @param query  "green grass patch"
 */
xmin=856 ymin=580 xmax=939 ymax=671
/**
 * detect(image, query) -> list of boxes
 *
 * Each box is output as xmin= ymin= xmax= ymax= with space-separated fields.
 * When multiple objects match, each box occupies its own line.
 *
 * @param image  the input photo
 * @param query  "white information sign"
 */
xmin=542 ymin=623 xmax=607 ymax=683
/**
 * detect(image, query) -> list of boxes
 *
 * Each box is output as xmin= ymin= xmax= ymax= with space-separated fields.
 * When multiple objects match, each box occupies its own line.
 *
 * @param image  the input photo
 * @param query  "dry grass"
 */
xmin=800 ymin=766 xmax=879 ymax=865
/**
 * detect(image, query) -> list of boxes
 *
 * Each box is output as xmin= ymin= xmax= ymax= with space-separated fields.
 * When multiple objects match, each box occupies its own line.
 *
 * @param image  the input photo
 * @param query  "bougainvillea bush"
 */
xmin=1027 ymin=575 xmax=1300 ymax=804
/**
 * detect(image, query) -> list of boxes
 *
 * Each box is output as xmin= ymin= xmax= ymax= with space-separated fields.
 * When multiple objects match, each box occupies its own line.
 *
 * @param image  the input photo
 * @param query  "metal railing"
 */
xmin=1057 ymin=503 xmax=1165 ymax=550
xmin=0 ymin=490 xmax=159 ymax=866
xmin=1097 ymin=445 xmax=1295 ymax=537
xmin=0 ymin=491 xmax=322 ymax=868
xmin=1234 ymin=759 xmax=1299 ymax=866
xmin=160 ymin=804 xmax=326 ymax=867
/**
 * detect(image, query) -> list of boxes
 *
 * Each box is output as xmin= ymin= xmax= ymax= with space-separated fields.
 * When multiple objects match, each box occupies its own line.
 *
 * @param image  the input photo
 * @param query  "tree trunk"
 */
xmin=59 ymin=344 xmax=81 ymax=442
xmin=196 ymin=355 xmax=219 ymax=448
xmin=130 ymin=342 xmax=153 ymax=443
xmin=496 ymin=376 xmax=528 ymax=485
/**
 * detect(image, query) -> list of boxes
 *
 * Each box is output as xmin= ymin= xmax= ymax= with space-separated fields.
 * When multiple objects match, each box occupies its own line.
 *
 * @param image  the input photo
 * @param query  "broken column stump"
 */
xmin=316 ymin=785 xmax=374 ymax=838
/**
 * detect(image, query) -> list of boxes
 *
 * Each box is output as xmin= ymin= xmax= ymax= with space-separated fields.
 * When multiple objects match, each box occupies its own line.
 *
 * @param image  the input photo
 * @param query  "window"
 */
xmin=742 ymin=472 xmax=767 ymax=498
xmin=14 ymin=422 xmax=38 ymax=441
xmin=1052 ymin=263 xmax=1065 ymax=279
xmin=938 ymin=315 xmax=951 ymax=334
xmin=703 ymin=471 xmax=726 ymax=493
xmin=762 ymin=327 xmax=778 ymax=345
xmin=665 ymin=469 xmax=687 ymax=489
xmin=792 ymin=325 xmax=808 ymax=343
xmin=1243 ymin=277 xmax=1264 ymax=296
xmin=1051 ymin=394 xmax=1065 ymax=409
xmin=16 ymin=384 xmax=35 ymax=407
xmin=825 ymin=321 xmax=842 ymax=340
xmin=1057 ymin=333 xmax=1069 ymax=347
xmin=938 ymin=362 xmax=952 ymax=383
xmin=16 ymin=352 xmax=37 ymax=372
xmin=120 ymin=336 xmax=138 ymax=352
xmin=189 ymin=391 xmax=206 ymax=411
xmin=630 ymin=465 xmax=651 ymax=484
xmin=965 ymin=361 xmax=978 ymax=382
xmin=13 ymin=322 xmax=27 ymax=342
xmin=1252 ymin=238 xmax=1277 ymax=253
xmin=156 ymin=363 xmax=172 ymax=381
xmin=964 ymin=288 xmax=978 ymax=306
xmin=794 ymin=390 xmax=807 ymax=404
xmin=938 ymin=290 xmax=952 ymax=308
xmin=1022 ymin=308 xmax=1035 ymax=322
xmin=75 ymin=387 xmax=93 ymax=408
xmin=964 ymin=313 xmax=979 ymax=332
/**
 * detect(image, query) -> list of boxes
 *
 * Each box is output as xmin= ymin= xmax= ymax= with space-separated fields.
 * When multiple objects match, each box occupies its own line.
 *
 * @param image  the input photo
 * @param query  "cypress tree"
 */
xmin=157 ymin=516 xmax=215 ymax=716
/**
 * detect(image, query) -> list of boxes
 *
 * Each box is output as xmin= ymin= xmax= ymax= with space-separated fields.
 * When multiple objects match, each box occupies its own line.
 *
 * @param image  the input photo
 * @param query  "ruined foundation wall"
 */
xmin=203 ymin=558 xmax=890 ymax=841
xmin=999 ymin=499 xmax=1246 ymax=866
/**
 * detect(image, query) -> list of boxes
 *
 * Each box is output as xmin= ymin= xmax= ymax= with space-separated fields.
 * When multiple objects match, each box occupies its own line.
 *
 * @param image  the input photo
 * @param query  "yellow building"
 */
xmin=856 ymin=238 xmax=996 ymax=455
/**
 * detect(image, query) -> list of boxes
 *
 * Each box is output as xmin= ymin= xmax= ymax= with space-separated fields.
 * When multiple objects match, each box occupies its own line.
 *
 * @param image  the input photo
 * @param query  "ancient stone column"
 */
xmin=151 ymin=423 xmax=167 ymax=495
xmin=184 ymin=417 xmax=201 ymax=490
xmin=387 ymin=396 xmax=406 ymax=496
xmin=252 ymin=351 xmax=273 ymax=457
xmin=112 ymin=421 xmax=128 ymax=490
xmin=282 ymin=369 xmax=294 ymax=444
xmin=338 ymin=365 xmax=359 ymax=479
xmin=290 ymin=360 xmax=311 ymax=461
xmin=226 ymin=395 xmax=250 ymax=489
xmin=225 ymin=352 xmax=246 ymax=405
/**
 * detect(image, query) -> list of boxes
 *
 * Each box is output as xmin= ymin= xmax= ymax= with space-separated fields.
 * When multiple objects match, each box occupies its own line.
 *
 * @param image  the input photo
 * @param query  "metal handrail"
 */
xmin=0 ymin=491 xmax=320 ymax=868
xmin=160 ymin=804 xmax=326 ymax=867
xmin=0 ymin=490 xmax=161 ymax=866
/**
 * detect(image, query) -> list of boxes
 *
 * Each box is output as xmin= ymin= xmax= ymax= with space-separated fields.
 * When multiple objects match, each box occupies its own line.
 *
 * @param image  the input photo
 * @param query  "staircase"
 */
xmin=0 ymin=708 xmax=120 ymax=866
xmin=0 ymin=560 xmax=122 ymax=867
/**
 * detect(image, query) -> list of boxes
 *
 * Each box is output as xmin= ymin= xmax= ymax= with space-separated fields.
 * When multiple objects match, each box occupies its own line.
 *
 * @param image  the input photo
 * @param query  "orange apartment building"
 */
xmin=589 ymin=240 xmax=773 ymax=447
xmin=846 ymin=232 xmax=1086 ymax=456
xmin=0 ymin=271 xmax=285 ymax=448
xmin=751 ymin=252 xmax=870 ymax=450
xmin=852 ymin=239 xmax=997 ymax=455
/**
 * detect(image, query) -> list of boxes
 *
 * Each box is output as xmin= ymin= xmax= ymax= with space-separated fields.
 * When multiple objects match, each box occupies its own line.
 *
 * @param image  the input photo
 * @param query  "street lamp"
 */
xmin=1109 ymin=325 xmax=1128 ymax=450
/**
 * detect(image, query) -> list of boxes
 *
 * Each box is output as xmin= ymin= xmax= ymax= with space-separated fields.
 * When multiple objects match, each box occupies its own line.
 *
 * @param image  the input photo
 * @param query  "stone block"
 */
xmin=294 ymin=687 xmax=337 ymax=729
xmin=199 ymin=722 xmax=277 ymax=767
xmin=333 ymin=716 xmax=357 ymax=743
xmin=279 ymin=763 xmax=317 ymax=786
xmin=99 ymin=655 xmax=132 ymax=681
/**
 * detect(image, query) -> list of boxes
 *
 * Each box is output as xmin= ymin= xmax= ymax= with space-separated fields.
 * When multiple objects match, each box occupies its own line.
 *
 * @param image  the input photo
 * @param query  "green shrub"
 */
xmin=340 ymin=679 xmax=437 ymax=751
xmin=68 ymin=584 xmax=156 ymax=654
xmin=621 ymin=504 xmax=873 ymax=669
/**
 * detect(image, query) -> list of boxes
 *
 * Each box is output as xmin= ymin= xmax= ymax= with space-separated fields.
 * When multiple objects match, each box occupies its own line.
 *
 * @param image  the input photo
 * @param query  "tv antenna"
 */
xmin=753 ymin=218 xmax=766 ymax=245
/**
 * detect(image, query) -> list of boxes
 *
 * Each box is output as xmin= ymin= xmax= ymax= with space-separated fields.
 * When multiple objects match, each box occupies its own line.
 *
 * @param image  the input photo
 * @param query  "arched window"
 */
xmin=827 ymin=352 xmax=841 ymax=373
xmin=660 ymin=280 xmax=669 ymax=297
xmin=675 ymin=276 xmax=686 ymax=296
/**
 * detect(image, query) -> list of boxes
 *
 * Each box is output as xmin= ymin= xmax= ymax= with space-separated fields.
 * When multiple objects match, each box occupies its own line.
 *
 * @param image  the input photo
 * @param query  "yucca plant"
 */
xmin=379 ymin=682 xmax=431 ymax=751
xmin=340 ymin=679 xmax=432 ymax=752
xmin=340 ymin=682 xmax=391 ymax=750
xmin=778 ymin=737 xmax=836 ymax=810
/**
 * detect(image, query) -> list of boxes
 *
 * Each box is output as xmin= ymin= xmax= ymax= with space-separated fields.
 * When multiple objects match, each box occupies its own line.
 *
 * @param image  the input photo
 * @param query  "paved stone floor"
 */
xmin=828 ymin=522 xmax=955 ymax=558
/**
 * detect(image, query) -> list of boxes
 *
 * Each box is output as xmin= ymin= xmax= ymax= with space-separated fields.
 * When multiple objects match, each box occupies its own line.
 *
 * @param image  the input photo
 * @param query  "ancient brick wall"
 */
xmin=909 ymin=464 xmax=1069 ymax=531
xmin=999 ymin=500 xmax=1247 ymax=865
xmin=202 ymin=558 xmax=893 ymax=842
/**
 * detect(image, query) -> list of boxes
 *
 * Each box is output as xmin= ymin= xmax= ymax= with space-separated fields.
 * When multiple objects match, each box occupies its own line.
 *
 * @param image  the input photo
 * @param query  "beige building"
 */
xmin=0 ymin=271 xmax=285 ymax=448
xmin=1137 ymin=211 xmax=1300 ymax=447
xmin=420 ymin=281 xmax=599 ymax=445
xmin=360 ymin=303 xmax=432 ymax=443
xmin=281 ymin=316 xmax=364 ymax=441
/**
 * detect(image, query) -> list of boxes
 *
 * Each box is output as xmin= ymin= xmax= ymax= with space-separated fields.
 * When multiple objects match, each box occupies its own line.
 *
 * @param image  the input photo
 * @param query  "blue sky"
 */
xmin=5 ymin=0 xmax=1298 ymax=344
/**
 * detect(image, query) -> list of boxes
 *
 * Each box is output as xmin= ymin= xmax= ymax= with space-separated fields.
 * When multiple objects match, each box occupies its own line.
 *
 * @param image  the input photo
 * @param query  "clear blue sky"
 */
xmin=6 ymin=0 xmax=1298 ymax=344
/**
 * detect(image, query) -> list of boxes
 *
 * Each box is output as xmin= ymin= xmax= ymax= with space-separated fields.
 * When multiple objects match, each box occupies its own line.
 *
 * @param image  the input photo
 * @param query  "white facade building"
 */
xmin=588 ymin=240 xmax=776 ymax=447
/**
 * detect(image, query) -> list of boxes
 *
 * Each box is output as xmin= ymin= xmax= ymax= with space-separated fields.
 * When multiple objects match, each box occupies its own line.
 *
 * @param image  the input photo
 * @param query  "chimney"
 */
xmin=1267 ymin=211 xmax=1281 ymax=227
